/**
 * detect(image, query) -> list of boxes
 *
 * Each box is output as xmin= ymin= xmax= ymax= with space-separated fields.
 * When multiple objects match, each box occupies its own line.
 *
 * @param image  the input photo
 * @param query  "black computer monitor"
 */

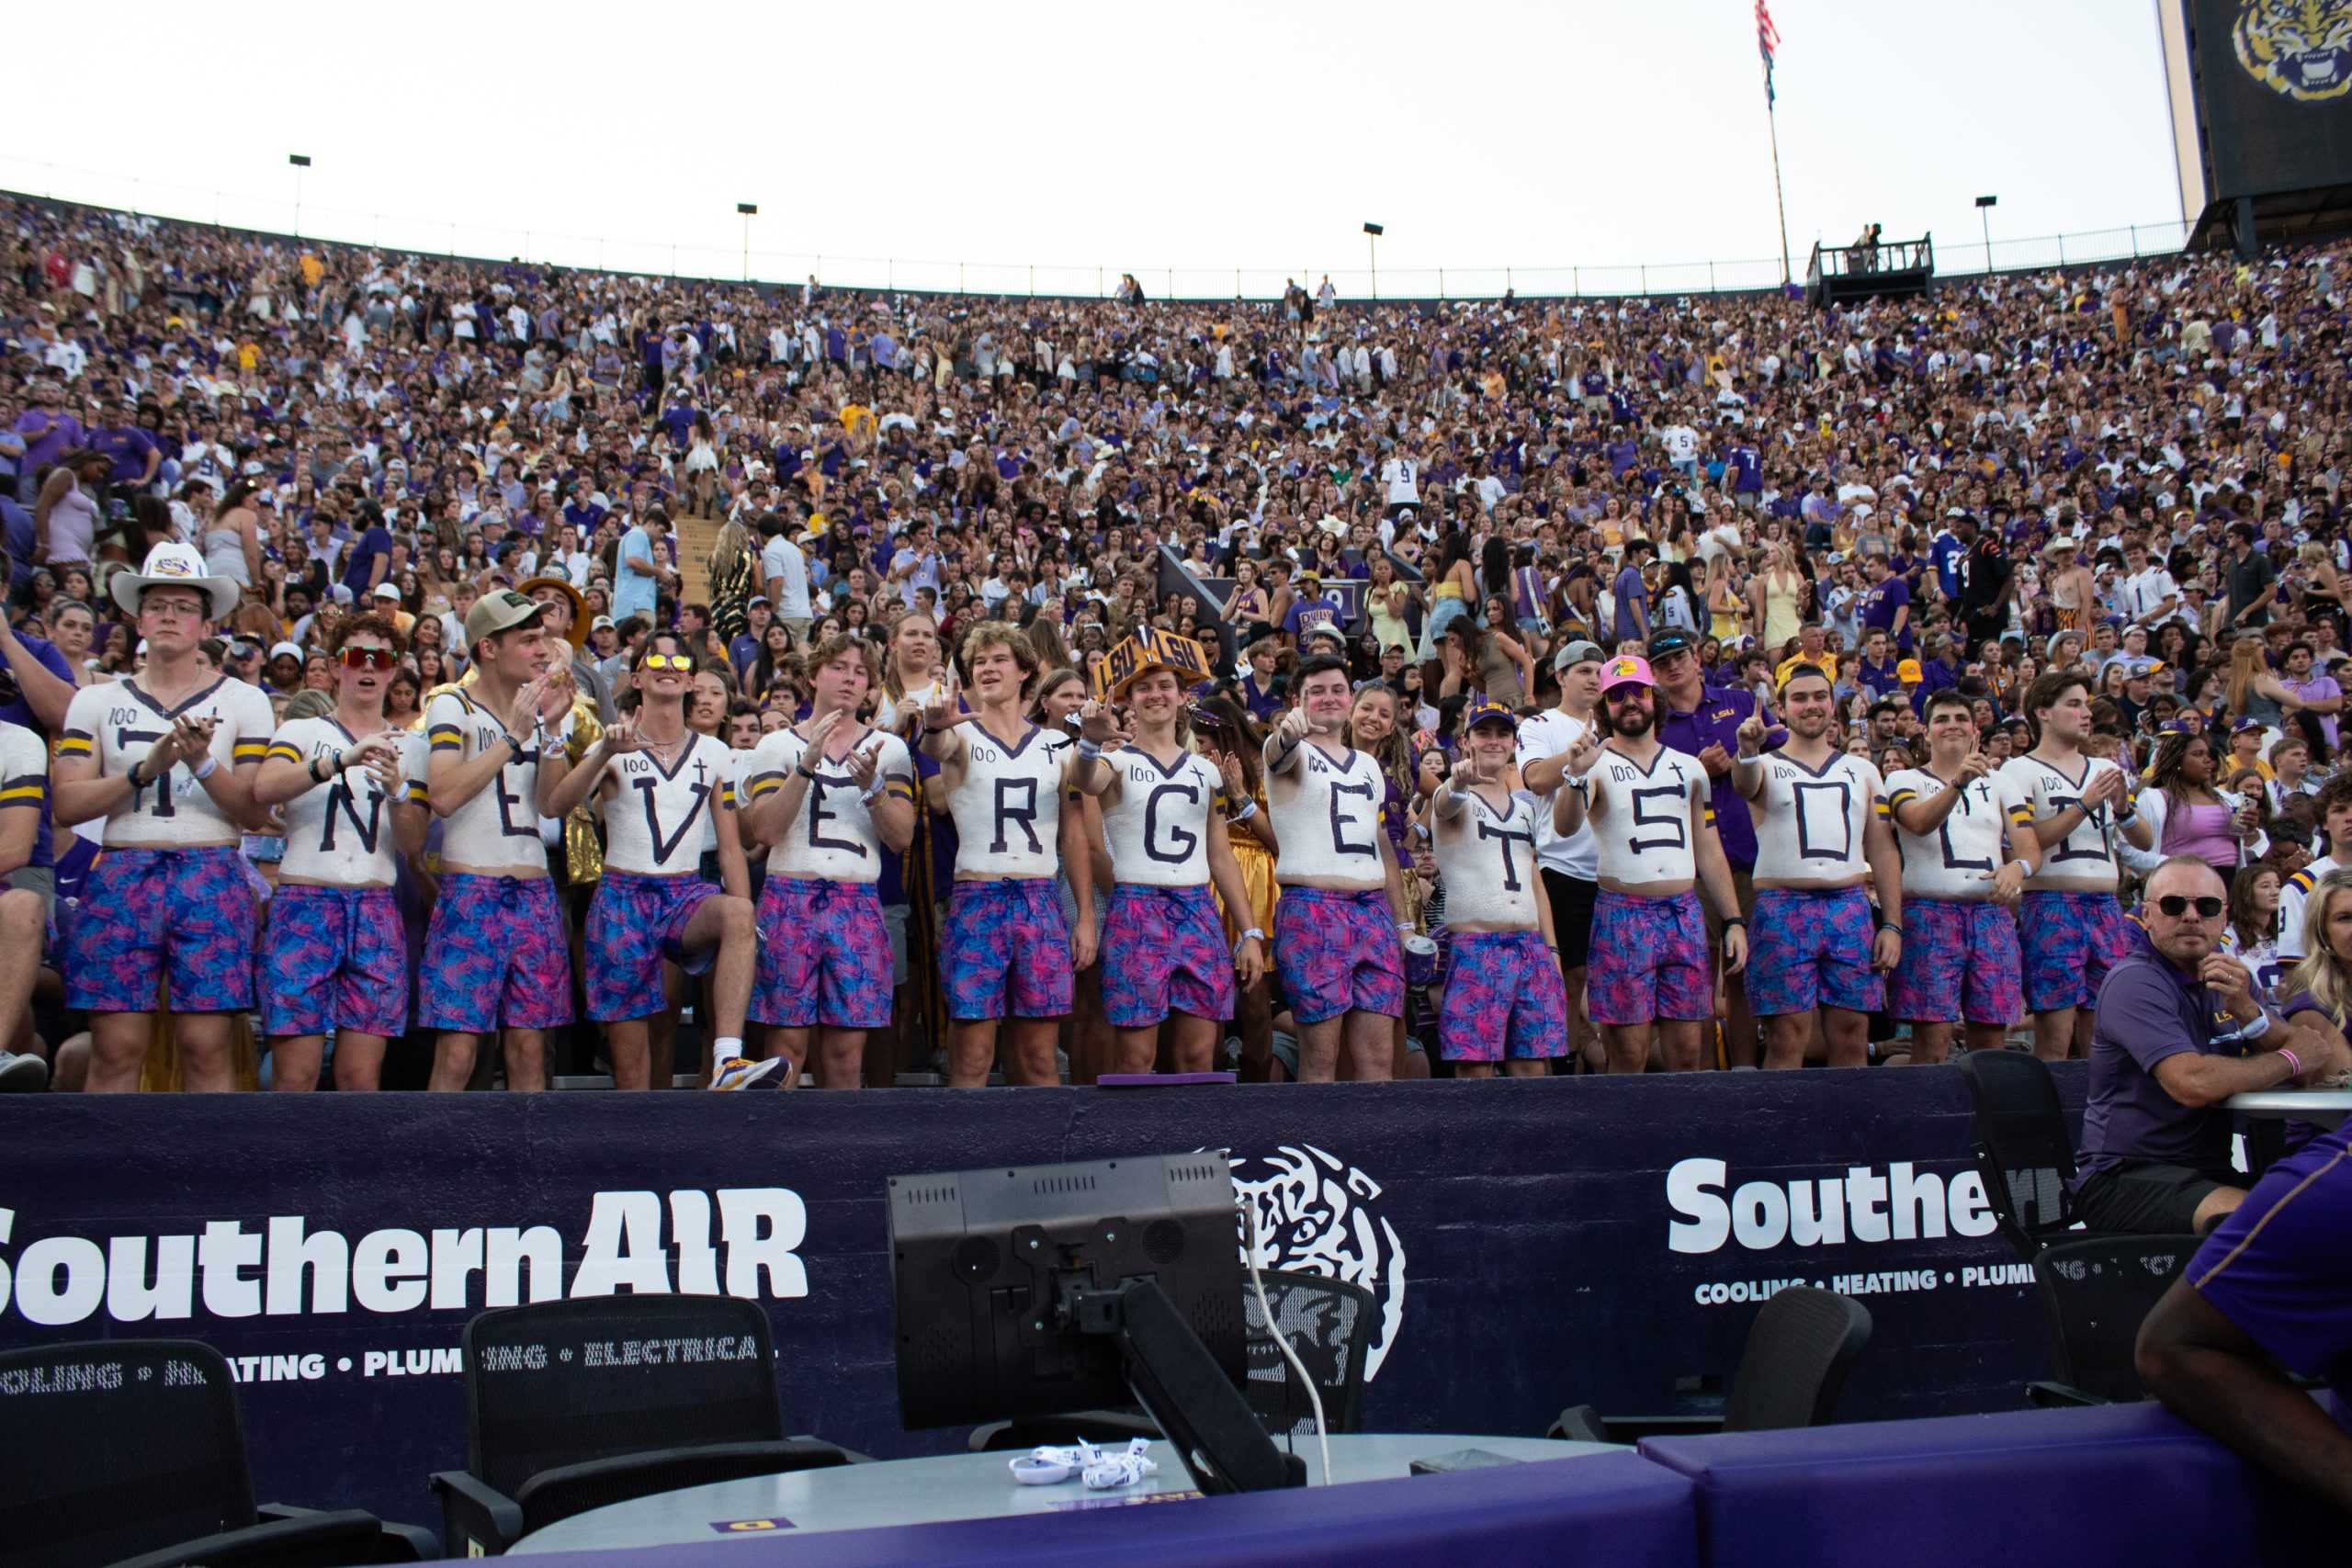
xmin=888 ymin=1152 xmax=1303 ymax=1495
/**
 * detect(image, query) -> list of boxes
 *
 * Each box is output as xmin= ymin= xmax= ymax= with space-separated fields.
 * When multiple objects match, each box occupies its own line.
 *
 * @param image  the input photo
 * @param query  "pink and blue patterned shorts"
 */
xmin=585 ymin=871 xmax=721 ymax=1022
xmin=942 ymin=878 xmax=1073 ymax=1021
xmin=753 ymin=876 xmax=892 ymax=1031
xmin=263 ymin=883 xmax=407 ymax=1038
xmin=2020 ymin=888 xmax=2129 ymax=1013
xmin=1587 ymin=889 xmax=1713 ymax=1026
xmin=1889 ymin=897 xmax=2023 ymax=1026
xmin=1102 ymin=884 xmax=1235 ymax=1030
xmin=418 ymin=874 xmax=574 ymax=1033
xmin=1439 ymin=928 xmax=1566 ymax=1061
xmin=67 ymin=845 xmax=255 ymax=1015
xmin=1272 ymin=886 xmax=1404 ymax=1025
xmin=1746 ymin=886 xmax=1883 ymax=1018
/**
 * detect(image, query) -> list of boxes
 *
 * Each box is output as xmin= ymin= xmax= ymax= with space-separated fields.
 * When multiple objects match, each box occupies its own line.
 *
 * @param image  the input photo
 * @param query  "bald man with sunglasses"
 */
xmin=2075 ymin=856 xmax=2350 ymax=1236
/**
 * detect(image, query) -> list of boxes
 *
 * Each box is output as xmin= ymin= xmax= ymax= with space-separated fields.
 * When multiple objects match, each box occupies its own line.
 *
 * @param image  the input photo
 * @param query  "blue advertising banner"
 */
xmin=0 ymin=1067 xmax=2079 ymax=1530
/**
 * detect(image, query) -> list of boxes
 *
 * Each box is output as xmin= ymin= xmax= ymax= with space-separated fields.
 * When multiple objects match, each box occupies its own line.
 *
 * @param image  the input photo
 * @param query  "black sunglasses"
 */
xmin=2154 ymin=895 xmax=2225 ymax=919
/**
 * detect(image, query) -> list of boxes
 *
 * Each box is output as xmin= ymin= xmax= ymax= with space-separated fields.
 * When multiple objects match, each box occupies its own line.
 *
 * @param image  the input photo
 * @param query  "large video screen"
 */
xmin=2191 ymin=0 xmax=2352 ymax=197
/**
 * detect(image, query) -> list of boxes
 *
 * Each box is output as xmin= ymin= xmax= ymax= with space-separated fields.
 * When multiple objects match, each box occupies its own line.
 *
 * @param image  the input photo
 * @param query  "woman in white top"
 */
xmin=34 ymin=449 xmax=107 ymax=570
xmin=1750 ymin=543 xmax=1806 ymax=651
xmin=876 ymin=612 xmax=947 ymax=735
xmin=205 ymin=478 xmax=264 ymax=587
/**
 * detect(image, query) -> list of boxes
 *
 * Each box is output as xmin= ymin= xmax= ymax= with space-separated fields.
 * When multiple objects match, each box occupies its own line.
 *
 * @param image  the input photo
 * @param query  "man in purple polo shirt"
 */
xmin=1859 ymin=551 xmax=1912 ymax=652
xmin=2075 ymin=857 xmax=2340 ymax=1235
xmin=1652 ymin=629 xmax=1778 ymax=1066
xmin=12 ymin=382 xmax=81 ymax=504
xmin=88 ymin=398 xmax=161 ymax=493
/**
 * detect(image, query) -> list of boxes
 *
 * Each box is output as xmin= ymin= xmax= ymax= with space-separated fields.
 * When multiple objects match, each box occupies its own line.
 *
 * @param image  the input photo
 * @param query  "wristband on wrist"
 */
xmin=2241 ymin=1009 xmax=2273 ymax=1042
xmin=1876 ymin=919 xmax=1901 ymax=934
xmin=1722 ymin=916 xmax=1747 ymax=928
xmin=127 ymin=757 xmax=150 ymax=789
xmin=1075 ymin=739 xmax=1102 ymax=761
xmin=796 ymin=762 xmax=818 ymax=780
xmin=1227 ymin=799 xmax=1259 ymax=824
xmin=2278 ymin=1043 xmax=2301 ymax=1078
xmin=1238 ymin=927 xmax=1266 ymax=945
xmin=190 ymin=754 xmax=219 ymax=782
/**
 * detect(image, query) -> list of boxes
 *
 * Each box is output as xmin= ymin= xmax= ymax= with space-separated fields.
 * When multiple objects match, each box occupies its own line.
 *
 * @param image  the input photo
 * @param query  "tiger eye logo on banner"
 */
xmin=1226 ymin=1145 xmax=1406 ymax=1381
xmin=2233 ymin=0 xmax=2352 ymax=101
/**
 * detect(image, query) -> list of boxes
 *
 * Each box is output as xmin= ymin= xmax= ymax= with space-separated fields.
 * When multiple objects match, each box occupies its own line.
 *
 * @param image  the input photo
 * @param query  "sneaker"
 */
xmin=708 ymin=1055 xmax=790 ymax=1091
xmin=0 ymin=1050 xmax=49 ymax=1092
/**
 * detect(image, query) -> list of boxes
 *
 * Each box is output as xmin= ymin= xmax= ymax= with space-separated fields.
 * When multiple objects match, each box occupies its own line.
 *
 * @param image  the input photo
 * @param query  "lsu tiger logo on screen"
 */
xmin=2233 ymin=0 xmax=2352 ymax=101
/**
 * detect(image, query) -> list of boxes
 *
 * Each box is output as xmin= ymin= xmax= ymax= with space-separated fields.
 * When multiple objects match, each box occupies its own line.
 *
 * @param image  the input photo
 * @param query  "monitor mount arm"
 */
xmin=1063 ymin=1277 xmax=1305 ymax=1496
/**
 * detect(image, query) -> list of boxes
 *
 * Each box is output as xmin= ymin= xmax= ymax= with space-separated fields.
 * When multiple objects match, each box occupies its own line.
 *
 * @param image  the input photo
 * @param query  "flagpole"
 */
xmin=1764 ymin=61 xmax=1792 ymax=288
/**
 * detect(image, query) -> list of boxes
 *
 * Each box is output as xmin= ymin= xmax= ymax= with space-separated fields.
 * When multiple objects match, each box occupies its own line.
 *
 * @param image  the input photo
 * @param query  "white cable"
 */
xmin=1244 ymin=1201 xmax=1330 ymax=1486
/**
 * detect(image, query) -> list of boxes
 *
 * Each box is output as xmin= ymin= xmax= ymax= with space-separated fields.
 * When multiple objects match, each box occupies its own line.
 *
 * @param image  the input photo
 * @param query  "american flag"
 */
xmin=1756 ymin=0 xmax=1781 ymax=104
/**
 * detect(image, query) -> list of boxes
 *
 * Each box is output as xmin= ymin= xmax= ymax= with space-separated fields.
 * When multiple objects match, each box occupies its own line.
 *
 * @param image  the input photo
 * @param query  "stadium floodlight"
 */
xmin=288 ymin=155 xmax=311 ymax=240
xmin=1974 ymin=196 xmax=1997 ymax=274
xmin=1363 ymin=222 xmax=1384 ymax=300
xmin=737 ymin=204 xmax=758 ymax=282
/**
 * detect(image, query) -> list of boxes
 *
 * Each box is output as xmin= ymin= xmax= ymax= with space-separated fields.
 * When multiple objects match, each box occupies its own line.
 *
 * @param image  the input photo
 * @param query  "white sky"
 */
xmin=8 ymin=0 xmax=2185 ymax=297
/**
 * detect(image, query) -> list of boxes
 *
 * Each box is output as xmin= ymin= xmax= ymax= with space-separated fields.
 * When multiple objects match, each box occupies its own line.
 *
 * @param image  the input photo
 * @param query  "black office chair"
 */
xmin=1548 ymin=1287 xmax=1872 ymax=1442
xmin=1957 ymin=1047 xmax=2093 ymax=1262
xmin=0 ymin=1338 xmax=435 ymax=1568
xmin=2026 ymin=1234 xmax=2199 ymax=1406
xmin=1243 ymin=1269 xmax=1377 ymax=1438
xmin=429 ymin=1294 xmax=856 ymax=1555
xmin=1956 ymin=1049 xmax=2201 ymax=1403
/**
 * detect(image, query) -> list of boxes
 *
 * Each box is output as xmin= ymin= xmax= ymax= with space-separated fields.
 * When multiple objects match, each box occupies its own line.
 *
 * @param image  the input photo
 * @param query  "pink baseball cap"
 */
xmin=1599 ymin=655 xmax=1656 ymax=694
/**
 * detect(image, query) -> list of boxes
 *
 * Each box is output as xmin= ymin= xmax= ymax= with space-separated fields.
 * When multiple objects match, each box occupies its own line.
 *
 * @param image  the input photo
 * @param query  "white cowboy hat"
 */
xmin=110 ymin=540 xmax=241 ymax=621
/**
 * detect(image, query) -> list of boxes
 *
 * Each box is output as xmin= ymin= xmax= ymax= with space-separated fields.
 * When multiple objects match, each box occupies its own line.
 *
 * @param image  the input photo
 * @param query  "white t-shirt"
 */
xmin=2278 ymin=855 xmax=2341 ymax=964
xmin=1998 ymin=752 xmax=2129 ymax=894
xmin=1516 ymin=707 xmax=1598 ymax=881
xmin=1433 ymin=786 xmax=1544 ymax=930
xmin=424 ymin=689 xmax=550 ymax=874
xmin=270 ymin=717 xmax=427 ymax=886
xmin=761 ymin=535 xmax=811 ymax=620
xmin=1661 ymin=425 xmax=1700 ymax=463
xmin=600 ymin=731 xmax=734 ymax=876
xmin=1883 ymin=766 xmax=2034 ymax=900
xmin=1270 ymin=742 xmax=1387 ymax=890
xmin=0 ymin=722 xmax=46 ymax=829
xmin=741 ymin=724 xmax=912 ymax=884
xmin=1379 ymin=457 xmax=1420 ymax=506
xmin=1584 ymin=743 xmax=1708 ymax=886
xmin=61 ymin=676 xmax=276 ymax=848
xmin=1748 ymin=750 xmax=1883 ymax=885
xmin=1098 ymin=747 xmax=1222 ymax=888
xmin=947 ymin=721 xmax=1071 ymax=878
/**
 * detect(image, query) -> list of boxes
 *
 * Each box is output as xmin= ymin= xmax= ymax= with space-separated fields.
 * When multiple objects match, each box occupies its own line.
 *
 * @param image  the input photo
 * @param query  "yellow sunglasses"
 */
xmin=640 ymin=653 xmax=695 ymax=672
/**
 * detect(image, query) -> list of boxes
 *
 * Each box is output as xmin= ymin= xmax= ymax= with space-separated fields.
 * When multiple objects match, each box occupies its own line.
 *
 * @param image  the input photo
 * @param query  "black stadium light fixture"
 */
xmin=1363 ymin=222 xmax=1384 ymax=301
xmin=1974 ymin=195 xmax=1997 ymax=273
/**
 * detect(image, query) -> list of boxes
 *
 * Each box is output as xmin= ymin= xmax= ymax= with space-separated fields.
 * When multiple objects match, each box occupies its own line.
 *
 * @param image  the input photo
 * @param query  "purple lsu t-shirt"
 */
xmin=2188 ymin=1117 xmax=2352 ymax=1428
xmin=2076 ymin=928 xmax=2246 ymax=1181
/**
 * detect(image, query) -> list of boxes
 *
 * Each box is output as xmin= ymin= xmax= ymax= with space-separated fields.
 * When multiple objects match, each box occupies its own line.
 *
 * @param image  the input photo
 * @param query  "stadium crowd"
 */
xmin=0 ymin=194 xmax=2346 ymax=1108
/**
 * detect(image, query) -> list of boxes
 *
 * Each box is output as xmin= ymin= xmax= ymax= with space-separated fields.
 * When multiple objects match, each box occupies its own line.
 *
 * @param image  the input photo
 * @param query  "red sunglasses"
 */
xmin=341 ymin=647 xmax=398 ymax=672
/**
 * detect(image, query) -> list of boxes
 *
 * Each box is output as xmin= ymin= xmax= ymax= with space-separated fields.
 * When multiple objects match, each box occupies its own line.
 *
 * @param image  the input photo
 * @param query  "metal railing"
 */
xmin=0 ymin=152 xmax=2194 ymax=301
